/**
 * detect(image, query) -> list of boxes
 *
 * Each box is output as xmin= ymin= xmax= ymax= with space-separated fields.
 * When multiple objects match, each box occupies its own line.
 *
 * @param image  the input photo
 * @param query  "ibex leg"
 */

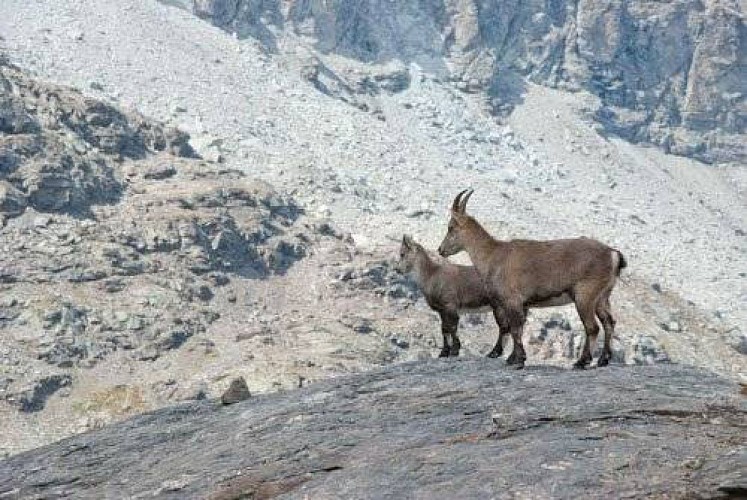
xmin=438 ymin=311 xmax=460 ymax=358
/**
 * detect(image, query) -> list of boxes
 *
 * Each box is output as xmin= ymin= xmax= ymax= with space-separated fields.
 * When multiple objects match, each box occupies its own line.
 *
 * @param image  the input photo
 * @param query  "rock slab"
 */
xmin=0 ymin=361 xmax=744 ymax=499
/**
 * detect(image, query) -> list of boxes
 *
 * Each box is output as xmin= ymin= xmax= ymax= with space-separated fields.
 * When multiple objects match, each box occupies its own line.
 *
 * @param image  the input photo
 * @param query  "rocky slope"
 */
xmin=186 ymin=0 xmax=747 ymax=164
xmin=0 ymin=0 xmax=745 ymax=456
xmin=0 ymin=361 xmax=745 ymax=499
xmin=0 ymin=57 xmax=348 ymax=454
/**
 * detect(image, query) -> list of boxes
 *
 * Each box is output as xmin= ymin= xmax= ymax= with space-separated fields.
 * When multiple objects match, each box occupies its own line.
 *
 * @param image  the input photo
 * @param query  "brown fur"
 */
xmin=396 ymin=235 xmax=497 ymax=358
xmin=437 ymin=190 xmax=627 ymax=369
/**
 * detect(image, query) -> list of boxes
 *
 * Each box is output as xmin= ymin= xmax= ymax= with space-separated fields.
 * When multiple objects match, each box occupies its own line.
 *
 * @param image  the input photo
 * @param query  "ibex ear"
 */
xmin=402 ymin=234 xmax=414 ymax=248
xmin=450 ymin=210 xmax=467 ymax=225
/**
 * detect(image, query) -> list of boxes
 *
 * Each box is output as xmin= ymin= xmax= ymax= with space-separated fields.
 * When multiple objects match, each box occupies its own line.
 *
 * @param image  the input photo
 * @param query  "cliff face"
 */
xmin=190 ymin=0 xmax=747 ymax=163
xmin=0 ymin=360 xmax=744 ymax=498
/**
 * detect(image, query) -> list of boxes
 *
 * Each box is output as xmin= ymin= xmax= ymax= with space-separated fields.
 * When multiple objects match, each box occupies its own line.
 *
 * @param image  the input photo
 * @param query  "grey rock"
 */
xmin=131 ymin=345 xmax=160 ymax=362
xmin=0 ymin=362 xmax=743 ymax=498
xmin=193 ymin=0 xmax=241 ymax=27
xmin=66 ymin=268 xmax=108 ymax=283
xmin=661 ymin=319 xmax=683 ymax=333
xmin=0 ymin=80 xmax=37 ymax=134
xmin=18 ymin=154 xmax=121 ymax=213
xmin=364 ymin=61 xmax=411 ymax=93
xmin=542 ymin=314 xmax=572 ymax=332
xmin=265 ymin=238 xmax=306 ymax=273
xmin=220 ymin=376 xmax=251 ymax=405
xmin=101 ymin=278 xmax=126 ymax=293
xmin=0 ymin=376 xmax=12 ymax=394
xmin=389 ymin=337 xmax=409 ymax=349
xmin=725 ymin=330 xmax=747 ymax=355
xmin=38 ymin=341 xmax=89 ymax=368
xmin=68 ymin=30 xmax=84 ymax=41
xmin=352 ymin=320 xmax=372 ymax=334
xmin=633 ymin=334 xmax=671 ymax=365
xmin=0 ymin=305 xmax=19 ymax=323
xmin=32 ymin=215 xmax=51 ymax=228
xmin=10 ymin=374 xmax=72 ymax=413
xmin=142 ymin=163 xmax=177 ymax=180
xmin=192 ymin=0 xmax=281 ymax=49
xmin=155 ymin=327 xmax=193 ymax=352
xmin=193 ymin=284 xmax=213 ymax=302
xmin=235 ymin=326 xmax=273 ymax=342
xmin=0 ymin=181 xmax=27 ymax=216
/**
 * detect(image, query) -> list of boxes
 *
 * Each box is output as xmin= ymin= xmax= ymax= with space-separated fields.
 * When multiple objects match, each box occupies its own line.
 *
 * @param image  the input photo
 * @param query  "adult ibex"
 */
xmin=438 ymin=190 xmax=626 ymax=370
xmin=396 ymin=235 xmax=495 ymax=358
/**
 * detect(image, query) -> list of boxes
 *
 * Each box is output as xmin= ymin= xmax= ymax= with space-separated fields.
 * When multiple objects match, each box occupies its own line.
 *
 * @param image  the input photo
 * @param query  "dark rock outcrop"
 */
xmin=0 ymin=58 xmax=196 ymax=218
xmin=13 ymin=375 xmax=72 ymax=413
xmin=0 ymin=361 xmax=744 ymax=498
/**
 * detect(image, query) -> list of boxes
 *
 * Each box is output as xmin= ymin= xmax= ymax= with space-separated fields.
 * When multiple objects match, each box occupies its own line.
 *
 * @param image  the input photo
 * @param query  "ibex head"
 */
xmin=438 ymin=189 xmax=474 ymax=257
xmin=396 ymin=234 xmax=419 ymax=274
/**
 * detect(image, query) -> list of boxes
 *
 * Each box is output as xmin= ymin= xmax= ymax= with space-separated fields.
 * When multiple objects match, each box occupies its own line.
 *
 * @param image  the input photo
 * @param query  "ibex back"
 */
xmin=438 ymin=189 xmax=627 ymax=370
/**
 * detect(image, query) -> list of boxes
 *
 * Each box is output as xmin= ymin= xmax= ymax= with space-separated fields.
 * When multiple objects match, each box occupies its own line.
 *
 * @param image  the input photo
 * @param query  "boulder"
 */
xmin=220 ymin=376 xmax=251 ymax=405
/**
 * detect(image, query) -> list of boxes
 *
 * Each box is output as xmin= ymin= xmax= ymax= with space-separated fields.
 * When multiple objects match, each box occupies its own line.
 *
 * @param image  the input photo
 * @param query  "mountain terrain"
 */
xmin=0 ymin=0 xmax=745 ymax=458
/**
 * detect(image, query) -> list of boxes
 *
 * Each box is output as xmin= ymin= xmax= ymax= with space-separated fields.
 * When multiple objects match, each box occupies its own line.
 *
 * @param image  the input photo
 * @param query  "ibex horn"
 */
xmin=460 ymin=189 xmax=474 ymax=212
xmin=452 ymin=189 xmax=470 ymax=212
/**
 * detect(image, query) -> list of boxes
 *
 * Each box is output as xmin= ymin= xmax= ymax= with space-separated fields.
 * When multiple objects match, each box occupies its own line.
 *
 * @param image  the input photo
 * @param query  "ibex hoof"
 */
xmin=449 ymin=348 xmax=461 ymax=357
xmin=597 ymin=357 xmax=610 ymax=368
xmin=573 ymin=360 xmax=590 ymax=370
xmin=487 ymin=349 xmax=502 ymax=359
xmin=513 ymin=361 xmax=525 ymax=370
xmin=505 ymin=353 xmax=521 ymax=365
xmin=438 ymin=349 xmax=450 ymax=358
